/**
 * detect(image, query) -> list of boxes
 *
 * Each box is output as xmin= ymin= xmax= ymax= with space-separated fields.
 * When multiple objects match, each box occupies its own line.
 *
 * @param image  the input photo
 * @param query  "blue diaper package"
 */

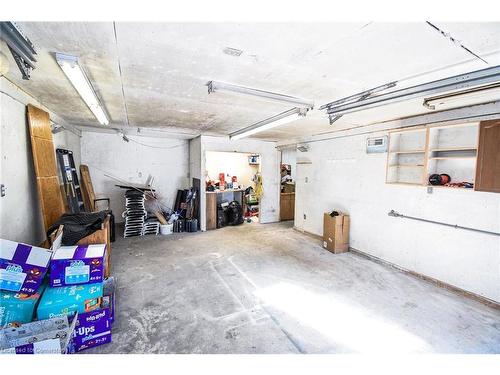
xmin=0 ymin=283 xmax=46 ymax=328
xmin=37 ymin=283 xmax=103 ymax=320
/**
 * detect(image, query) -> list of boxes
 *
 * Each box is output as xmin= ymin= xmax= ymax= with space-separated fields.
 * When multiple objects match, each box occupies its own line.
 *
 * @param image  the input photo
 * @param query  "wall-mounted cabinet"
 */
xmin=386 ymin=121 xmax=500 ymax=193
xmin=386 ymin=127 xmax=426 ymax=185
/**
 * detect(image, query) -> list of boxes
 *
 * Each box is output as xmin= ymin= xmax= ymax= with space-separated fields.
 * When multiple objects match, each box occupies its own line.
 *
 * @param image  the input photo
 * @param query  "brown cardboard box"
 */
xmin=323 ymin=213 xmax=350 ymax=254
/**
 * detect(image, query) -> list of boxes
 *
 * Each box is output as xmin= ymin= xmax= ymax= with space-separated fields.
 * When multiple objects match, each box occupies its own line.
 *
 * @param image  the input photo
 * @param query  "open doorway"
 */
xmin=280 ymin=147 xmax=297 ymax=221
xmin=205 ymin=151 xmax=262 ymax=230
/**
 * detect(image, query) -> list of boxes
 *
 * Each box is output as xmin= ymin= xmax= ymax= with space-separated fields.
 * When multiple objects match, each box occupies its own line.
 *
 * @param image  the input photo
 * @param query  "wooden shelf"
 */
xmin=430 ymin=147 xmax=477 ymax=152
xmin=388 ymin=164 xmax=424 ymax=168
xmin=426 ymin=185 xmax=474 ymax=190
xmin=429 ymin=156 xmax=476 ymax=160
xmin=389 ymin=150 xmax=426 ymax=154
xmin=386 ymin=182 xmax=423 ymax=186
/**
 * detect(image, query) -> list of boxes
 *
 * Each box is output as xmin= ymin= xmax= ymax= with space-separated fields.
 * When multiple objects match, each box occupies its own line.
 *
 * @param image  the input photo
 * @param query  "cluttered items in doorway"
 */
xmin=217 ymin=200 xmax=244 ymax=228
xmin=281 ymin=164 xmax=295 ymax=193
xmin=323 ymin=211 xmax=350 ymax=254
xmin=244 ymin=186 xmax=259 ymax=221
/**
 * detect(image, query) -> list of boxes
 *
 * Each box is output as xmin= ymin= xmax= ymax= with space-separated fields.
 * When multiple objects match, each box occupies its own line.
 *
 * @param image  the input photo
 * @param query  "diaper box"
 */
xmin=0 ymin=283 xmax=46 ymax=328
xmin=0 ymin=314 xmax=77 ymax=354
xmin=50 ymin=244 xmax=106 ymax=287
xmin=37 ymin=282 xmax=103 ymax=320
xmin=72 ymin=308 xmax=112 ymax=352
xmin=0 ymin=239 xmax=52 ymax=295
xmin=102 ymin=276 xmax=116 ymax=324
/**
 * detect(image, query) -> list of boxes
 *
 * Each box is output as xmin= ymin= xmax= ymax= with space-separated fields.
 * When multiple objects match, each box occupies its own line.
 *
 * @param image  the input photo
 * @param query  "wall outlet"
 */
xmin=303 ymin=213 xmax=307 ymax=220
xmin=0 ymin=184 xmax=5 ymax=197
xmin=427 ymin=186 xmax=433 ymax=194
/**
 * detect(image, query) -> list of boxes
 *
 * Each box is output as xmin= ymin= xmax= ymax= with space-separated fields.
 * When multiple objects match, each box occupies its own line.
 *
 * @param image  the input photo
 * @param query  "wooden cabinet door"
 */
xmin=206 ymin=193 xmax=217 ymax=230
xmin=475 ymin=120 xmax=500 ymax=193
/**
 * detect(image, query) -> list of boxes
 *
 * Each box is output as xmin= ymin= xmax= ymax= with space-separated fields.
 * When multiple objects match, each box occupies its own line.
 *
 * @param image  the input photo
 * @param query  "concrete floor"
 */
xmin=88 ymin=221 xmax=500 ymax=354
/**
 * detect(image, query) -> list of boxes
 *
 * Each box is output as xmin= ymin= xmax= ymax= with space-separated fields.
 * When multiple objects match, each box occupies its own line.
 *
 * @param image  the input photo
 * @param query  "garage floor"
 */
xmin=88 ymin=221 xmax=500 ymax=354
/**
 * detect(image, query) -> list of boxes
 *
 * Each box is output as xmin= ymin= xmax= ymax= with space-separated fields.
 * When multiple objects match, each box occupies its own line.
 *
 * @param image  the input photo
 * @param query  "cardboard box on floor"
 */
xmin=323 ymin=213 xmax=350 ymax=254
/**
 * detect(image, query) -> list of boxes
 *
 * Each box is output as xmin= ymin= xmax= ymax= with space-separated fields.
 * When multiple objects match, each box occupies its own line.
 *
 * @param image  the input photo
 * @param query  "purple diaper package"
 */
xmin=0 ymin=239 xmax=52 ymax=295
xmin=71 ymin=308 xmax=111 ymax=352
xmin=50 ymin=244 xmax=106 ymax=287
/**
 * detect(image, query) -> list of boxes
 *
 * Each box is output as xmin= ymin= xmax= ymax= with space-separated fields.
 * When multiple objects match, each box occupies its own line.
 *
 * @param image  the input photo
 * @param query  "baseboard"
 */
xmin=349 ymin=247 xmax=500 ymax=310
xmin=291 ymin=226 xmax=500 ymax=309
xmin=293 ymin=226 xmax=323 ymax=241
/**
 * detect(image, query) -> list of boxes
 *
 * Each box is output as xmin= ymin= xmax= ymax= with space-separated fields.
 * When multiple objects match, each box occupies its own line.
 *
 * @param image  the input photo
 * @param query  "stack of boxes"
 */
xmin=0 ymin=237 xmax=115 ymax=354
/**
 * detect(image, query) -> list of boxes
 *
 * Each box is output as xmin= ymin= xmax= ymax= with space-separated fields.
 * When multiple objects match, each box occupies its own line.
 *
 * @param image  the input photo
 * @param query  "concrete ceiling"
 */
xmin=2 ymin=22 xmax=500 ymax=141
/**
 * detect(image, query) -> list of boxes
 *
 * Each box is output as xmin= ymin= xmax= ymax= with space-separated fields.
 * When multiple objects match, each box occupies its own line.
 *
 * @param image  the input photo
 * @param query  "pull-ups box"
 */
xmin=50 ymin=244 xmax=106 ymax=287
xmin=0 ymin=239 xmax=52 ymax=295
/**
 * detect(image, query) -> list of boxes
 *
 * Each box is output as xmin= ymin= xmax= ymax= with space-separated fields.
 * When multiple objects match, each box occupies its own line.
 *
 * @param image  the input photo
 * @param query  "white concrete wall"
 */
xmin=189 ymin=136 xmax=201 ymax=181
xmin=80 ymin=132 xmax=189 ymax=222
xmin=293 ymin=120 xmax=500 ymax=303
xmin=0 ymin=77 xmax=81 ymax=245
xmin=196 ymin=136 xmax=280 ymax=231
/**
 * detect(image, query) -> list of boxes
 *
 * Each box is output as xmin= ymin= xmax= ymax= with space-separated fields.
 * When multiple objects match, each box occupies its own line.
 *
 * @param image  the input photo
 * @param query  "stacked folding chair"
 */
xmin=143 ymin=217 xmax=160 ymax=236
xmin=123 ymin=190 xmax=146 ymax=238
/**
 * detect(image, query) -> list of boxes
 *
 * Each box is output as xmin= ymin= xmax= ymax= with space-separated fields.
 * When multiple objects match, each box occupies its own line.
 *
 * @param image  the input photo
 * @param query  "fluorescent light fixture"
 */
xmin=423 ymin=82 xmax=500 ymax=110
xmin=55 ymin=53 xmax=109 ymax=125
xmin=207 ymin=81 xmax=314 ymax=109
xmin=230 ymin=108 xmax=307 ymax=140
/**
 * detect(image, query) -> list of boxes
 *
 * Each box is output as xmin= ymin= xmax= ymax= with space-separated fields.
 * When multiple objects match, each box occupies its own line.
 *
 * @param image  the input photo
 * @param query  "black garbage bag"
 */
xmin=47 ymin=210 xmax=112 ymax=246
xmin=226 ymin=201 xmax=244 ymax=226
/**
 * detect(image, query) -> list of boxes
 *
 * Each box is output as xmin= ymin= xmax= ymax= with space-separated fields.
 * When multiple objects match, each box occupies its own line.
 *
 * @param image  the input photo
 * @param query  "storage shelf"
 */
xmin=429 ymin=156 xmax=476 ymax=160
xmin=426 ymin=185 xmax=475 ymax=190
xmin=386 ymin=182 xmax=423 ymax=186
xmin=389 ymin=150 xmax=426 ymax=154
xmin=430 ymin=147 xmax=477 ymax=152
xmin=388 ymin=164 xmax=424 ymax=168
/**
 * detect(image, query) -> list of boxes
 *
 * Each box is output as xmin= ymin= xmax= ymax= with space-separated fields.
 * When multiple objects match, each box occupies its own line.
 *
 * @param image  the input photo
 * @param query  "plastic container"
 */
xmin=160 ymin=224 xmax=173 ymax=235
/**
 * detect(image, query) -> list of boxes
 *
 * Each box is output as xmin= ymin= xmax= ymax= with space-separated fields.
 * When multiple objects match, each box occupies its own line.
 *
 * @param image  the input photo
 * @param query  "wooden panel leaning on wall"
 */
xmin=475 ymin=120 xmax=500 ymax=193
xmin=27 ymin=104 xmax=66 ymax=236
xmin=80 ymin=164 xmax=96 ymax=212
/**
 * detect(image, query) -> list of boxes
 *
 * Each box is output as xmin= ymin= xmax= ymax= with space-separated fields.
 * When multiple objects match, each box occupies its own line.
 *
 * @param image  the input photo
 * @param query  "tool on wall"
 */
xmin=56 ymin=148 xmax=84 ymax=213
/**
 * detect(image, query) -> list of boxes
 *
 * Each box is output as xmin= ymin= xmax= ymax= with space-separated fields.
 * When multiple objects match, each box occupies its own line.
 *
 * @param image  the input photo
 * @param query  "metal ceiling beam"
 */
xmin=323 ymin=65 xmax=500 ymax=117
xmin=319 ymin=81 xmax=397 ymax=110
xmin=0 ymin=22 xmax=37 ymax=79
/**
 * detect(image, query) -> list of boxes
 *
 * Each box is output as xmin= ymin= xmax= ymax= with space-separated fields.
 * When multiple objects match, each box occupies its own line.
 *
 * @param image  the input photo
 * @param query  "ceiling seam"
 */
xmin=426 ymin=21 xmax=489 ymax=65
xmin=113 ymin=21 xmax=131 ymax=127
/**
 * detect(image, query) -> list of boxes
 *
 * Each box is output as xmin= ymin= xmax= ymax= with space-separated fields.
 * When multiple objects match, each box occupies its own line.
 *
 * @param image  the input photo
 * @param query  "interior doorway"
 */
xmin=204 ymin=151 xmax=262 ymax=230
xmin=280 ymin=147 xmax=297 ymax=221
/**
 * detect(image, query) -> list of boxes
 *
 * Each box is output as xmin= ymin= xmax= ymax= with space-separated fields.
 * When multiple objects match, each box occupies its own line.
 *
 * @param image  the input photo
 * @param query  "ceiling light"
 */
xmin=223 ymin=47 xmax=243 ymax=57
xmin=51 ymin=124 xmax=65 ymax=134
xmin=207 ymin=81 xmax=314 ymax=109
xmin=230 ymin=108 xmax=308 ymax=140
xmin=55 ymin=53 xmax=109 ymax=125
xmin=423 ymin=82 xmax=500 ymax=110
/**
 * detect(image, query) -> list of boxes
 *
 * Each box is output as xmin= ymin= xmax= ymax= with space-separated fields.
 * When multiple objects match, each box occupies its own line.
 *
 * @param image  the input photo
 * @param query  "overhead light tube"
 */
xmin=423 ymin=82 xmax=500 ymax=110
xmin=230 ymin=108 xmax=308 ymax=140
xmin=208 ymin=81 xmax=314 ymax=109
xmin=55 ymin=53 xmax=109 ymax=125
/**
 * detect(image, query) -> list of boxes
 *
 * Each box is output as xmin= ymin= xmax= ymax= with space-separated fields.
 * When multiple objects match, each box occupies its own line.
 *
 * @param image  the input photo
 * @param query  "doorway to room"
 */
xmin=279 ymin=147 xmax=297 ymax=221
xmin=204 ymin=151 xmax=262 ymax=230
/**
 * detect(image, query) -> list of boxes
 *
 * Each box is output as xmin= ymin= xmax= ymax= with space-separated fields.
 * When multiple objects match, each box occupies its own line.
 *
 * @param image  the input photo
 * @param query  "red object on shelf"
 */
xmin=232 ymin=176 xmax=237 ymax=182
xmin=219 ymin=173 xmax=225 ymax=185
